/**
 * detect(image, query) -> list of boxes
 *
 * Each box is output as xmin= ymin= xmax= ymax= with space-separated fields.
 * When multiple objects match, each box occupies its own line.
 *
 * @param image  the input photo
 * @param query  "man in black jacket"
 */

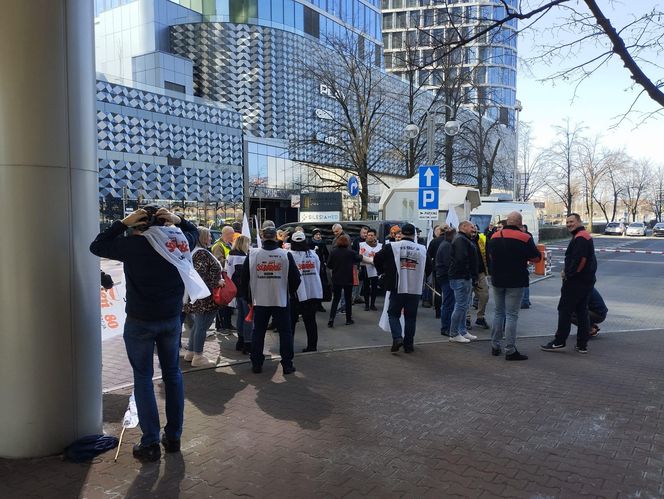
xmin=541 ymin=213 xmax=597 ymax=354
xmin=90 ymin=206 xmax=197 ymax=462
xmin=487 ymin=212 xmax=541 ymax=360
xmin=435 ymin=227 xmax=456 ymax=335
xmin=238 ymin=224 xmax=301 ymax=374
xmin=448 ymin=221 xmax=478 ymax=343
xmin=374 ymin=224 xmax=431 ymax=353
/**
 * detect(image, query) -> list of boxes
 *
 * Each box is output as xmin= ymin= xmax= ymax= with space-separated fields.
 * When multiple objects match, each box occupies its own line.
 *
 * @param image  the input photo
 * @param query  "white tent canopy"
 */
xmin=378 ymin=176 xmax=481 ymax=224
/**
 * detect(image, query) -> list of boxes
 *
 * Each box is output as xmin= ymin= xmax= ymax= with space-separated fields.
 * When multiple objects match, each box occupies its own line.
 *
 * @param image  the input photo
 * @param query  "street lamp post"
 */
xmin=513 ymin=99 xmax=523 ymax=201
xmin=405 ymin=103 xmax=460 ymax=170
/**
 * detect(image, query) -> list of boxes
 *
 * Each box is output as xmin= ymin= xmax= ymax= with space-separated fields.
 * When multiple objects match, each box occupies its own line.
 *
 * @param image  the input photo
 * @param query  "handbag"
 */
xmin=212 ymin=271 xmax=237 ymax=306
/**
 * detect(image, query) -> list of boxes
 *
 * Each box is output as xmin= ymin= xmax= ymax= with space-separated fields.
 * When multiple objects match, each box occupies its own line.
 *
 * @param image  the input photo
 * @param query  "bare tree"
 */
xmin=543 ymin=119 xmax=586 ymax=216
xmin=620 ymin=159 xmax=653 ymax=222
xmin=518 ymin=121 xmax=548 ymax=201
xmin=291 ymin=36 xmax=396 ymax=219
xmin=578 ymin=136 xmax=611 ymax=231
xmin=427 ymin=1 xmax=664 ymax=116
xmin=647 ymin=164 xmax=664 ymax=222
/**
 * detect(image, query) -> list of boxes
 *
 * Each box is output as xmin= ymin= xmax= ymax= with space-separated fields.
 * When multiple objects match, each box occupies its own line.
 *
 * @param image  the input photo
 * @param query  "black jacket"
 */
xmin=435 ymin=239 xmax=453 ymax=281
xmin=90 ymin=218 xmax=199 ymax=321
xmin=237 ymin=240 xmax=301 ymax=303
xmin=564 ymin=226 xmax=597 ymax=284
xmin=327 ymin=246 xmax=362 ymax=286
xmin=448 ymin=232 xmax=478 ymax=281
xmin=487 ymin=226 xmax=541 ymax=288
xmin=426 ymin=236 xmax=445 ymax=277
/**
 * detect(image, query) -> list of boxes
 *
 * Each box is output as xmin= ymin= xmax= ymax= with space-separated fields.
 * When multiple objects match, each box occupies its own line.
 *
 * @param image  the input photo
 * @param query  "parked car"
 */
xmin=625 ymin=222 xmax=646 ymax=237
xmin=604 ymin=222 xmax=626 ymax=236
xmin=653 ymin=223 xmax=664 ymax=237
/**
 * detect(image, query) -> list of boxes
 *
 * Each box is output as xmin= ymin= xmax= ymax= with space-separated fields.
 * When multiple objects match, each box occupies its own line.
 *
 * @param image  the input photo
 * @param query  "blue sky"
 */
xmin=516 ymin=1 xmax=663 ymax=163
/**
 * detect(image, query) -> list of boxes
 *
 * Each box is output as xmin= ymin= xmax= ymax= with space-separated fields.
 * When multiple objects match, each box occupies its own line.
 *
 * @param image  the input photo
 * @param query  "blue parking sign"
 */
xmin=418 ymin=166 xmax=439 ymax=210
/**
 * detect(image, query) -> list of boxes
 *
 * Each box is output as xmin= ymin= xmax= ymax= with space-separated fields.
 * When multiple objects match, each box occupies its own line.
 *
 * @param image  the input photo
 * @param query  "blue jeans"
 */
xmin=251 ymin=306 xmax=294 ymax=368
xmin=439 ymin=277 xmax=455 ymax=331
xmin=449 ymin=279 xmax=471 ymax=337
xmin=388 ymin=293 xmax=420 ymax=347
xmin=490 ymin=287 xmax=524 ymax=354
xmin=235 ymin=297 xmax=252 ymax=343
xmin=187 ymin=310 xmax=217 ymax=354
xmin=522 ymin=287 xmax=531 ymax=306
xmin=124 ymin=316 xmax=184 ymax=446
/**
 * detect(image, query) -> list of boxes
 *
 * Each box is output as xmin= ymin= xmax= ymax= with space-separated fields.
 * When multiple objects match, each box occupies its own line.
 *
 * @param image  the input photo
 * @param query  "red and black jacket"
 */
xmin=487 ymin=226 xmax=541 ymax=288
xmin=564 ymin=226 xmax=597 ymax=284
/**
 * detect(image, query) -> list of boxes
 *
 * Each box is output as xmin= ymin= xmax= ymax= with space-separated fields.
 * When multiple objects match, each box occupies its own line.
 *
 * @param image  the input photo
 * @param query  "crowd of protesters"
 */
xmin=92 ymin=206 xmax=602 ymax=462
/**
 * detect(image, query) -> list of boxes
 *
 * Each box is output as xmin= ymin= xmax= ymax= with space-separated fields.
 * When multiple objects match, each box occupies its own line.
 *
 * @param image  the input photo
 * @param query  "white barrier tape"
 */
xmin=547 ymin=247 xmax=664 ymax=255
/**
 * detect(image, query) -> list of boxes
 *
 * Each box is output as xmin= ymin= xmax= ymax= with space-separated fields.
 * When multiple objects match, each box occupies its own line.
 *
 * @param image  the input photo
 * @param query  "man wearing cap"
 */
xmin=238 ymin=222 xmax=301 ymax=375
xmin=374 ymin=223 xmax=430 ymax=353
xmin=448 ymin=221 xmax=479 ymax=343
xmin=212 ymin=225 xmax=236 ymax=331
xmin=310 ymin=228 xmax=330 ymax=310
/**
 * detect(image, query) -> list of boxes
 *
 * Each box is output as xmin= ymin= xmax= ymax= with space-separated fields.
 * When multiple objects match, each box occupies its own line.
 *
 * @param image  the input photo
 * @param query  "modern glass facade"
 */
xmin=381 ymin=0 xmax=518 ymax=127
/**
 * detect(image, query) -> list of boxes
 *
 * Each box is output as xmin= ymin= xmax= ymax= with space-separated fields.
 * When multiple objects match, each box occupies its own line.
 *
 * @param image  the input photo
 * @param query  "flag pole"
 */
xmin=113 ymin=427 xmax=126 ymax=462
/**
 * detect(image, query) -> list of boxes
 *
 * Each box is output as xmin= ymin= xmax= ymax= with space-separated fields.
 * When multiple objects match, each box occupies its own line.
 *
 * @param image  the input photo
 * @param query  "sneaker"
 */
xmin=353 ymin=297 xmax=365 ymax=305
xmin=345 ymin=319 xmax=355 ymax=325
xmin=520 ymin=303 xmax=530 ymax=309
xmin=475 ymin=318 xmax=490 ymax=329
xmin=183 ymin=350 xmax=194 ymax=362
xmin=369 ymin=305 xmax=378 ymax=311
xmin=491 ymin=346 xmax=501 ymax=356
xmin=440 ymin=329 xmax=449 ymax=336
xmin=317 ymin=305 xmax=326 ymax=313
xmin=506 ymin=351 xmax=528 ymax=361
xmin=590 ymin=324 xmax=600 ymax=337
xmin=404 ymin=345 xmax=414 ymax=353
xmin=251 ymin=364 xmax=262 ymax=373
xmin=132 ymin=442 xmax=161 ymax=462
xmin=364 ymin=306 xmax=370 ymax=311
xmin=327 ymin=320 xmax=334 ymax=328
xmin=575 ymin=345 xmax=588 ymax=354
xmin=206 ymin=329 xmax=216 ymax=338
xmin=191 ymin=354 xmax=216 ymax=368
xmin=179 ymin=347 xmax=188 ymax=358
xmin=463 ymin=333 xmax=477 ymax=340
xmin=242 ymin=342 xmax=251 ymax=355
xmin=465 ymin=319 xmax=473 ymax=330
xmin=391 ymin=339 xmax=403 ymax=352
xmin=540 ymin=341 xmax=566 ymax=352
xmin=160 ymin=434 xmax=181 ymax=453
xmin=449 ymin=335 xmax=470 ymax=343
xmin=302 ymin=347 xmax=317 ymax=353
xmin=421 ymin=301 xmax=432 ymax=308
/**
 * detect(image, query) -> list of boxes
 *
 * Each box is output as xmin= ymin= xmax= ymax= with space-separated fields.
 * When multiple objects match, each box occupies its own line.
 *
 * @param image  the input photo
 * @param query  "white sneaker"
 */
xmin=463 ymin=333 xmax=477 ymax=340
xmin=449 ymin=335 xmax=471 ymax=343
xmin=191 ymin=354 xmax=216 ymax=368
xmin=179 ymin=347 xmax=188 ymax=358
xmin=183 ymin=350 xmax=194 ymax=362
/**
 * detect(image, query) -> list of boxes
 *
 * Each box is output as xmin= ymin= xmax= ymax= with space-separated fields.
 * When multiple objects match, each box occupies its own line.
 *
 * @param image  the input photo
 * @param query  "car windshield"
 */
xmin=607 ymin=223 xmax=619 ymax=227
xmin=629 ymin=223 xmax=643 ymax=227
xmin=656 ymin=224 xmax=664 ymax=228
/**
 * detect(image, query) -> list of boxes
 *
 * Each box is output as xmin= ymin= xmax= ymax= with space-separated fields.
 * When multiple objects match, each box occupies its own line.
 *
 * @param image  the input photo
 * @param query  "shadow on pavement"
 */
xmin=125 ymin=452 xmax=185 ymax=499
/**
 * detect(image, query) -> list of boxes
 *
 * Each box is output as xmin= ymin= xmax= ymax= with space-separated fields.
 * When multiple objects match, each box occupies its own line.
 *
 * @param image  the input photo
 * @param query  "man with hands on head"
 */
xmin=90 ymin=205 xmax=199 ymax=462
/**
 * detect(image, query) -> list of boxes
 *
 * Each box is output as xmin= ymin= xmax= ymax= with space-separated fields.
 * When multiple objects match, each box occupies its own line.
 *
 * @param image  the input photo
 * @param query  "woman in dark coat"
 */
xmin=309 ymin=228 xmax=330 ymax=311
xmin=326 ymin=234 xmax=362 ymax=327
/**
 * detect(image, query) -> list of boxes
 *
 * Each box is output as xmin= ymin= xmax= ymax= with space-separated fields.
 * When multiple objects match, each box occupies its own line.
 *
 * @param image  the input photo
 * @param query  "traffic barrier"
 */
xmin=534 ymin=244 xmax=547 ymax=275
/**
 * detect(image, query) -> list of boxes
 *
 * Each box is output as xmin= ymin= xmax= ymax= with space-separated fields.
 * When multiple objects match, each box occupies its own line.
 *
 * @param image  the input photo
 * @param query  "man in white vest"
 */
xmin=238 ymin=223 xmax=301 ymax=374
xmin=374 ymin=223 xmax=431 ymax=353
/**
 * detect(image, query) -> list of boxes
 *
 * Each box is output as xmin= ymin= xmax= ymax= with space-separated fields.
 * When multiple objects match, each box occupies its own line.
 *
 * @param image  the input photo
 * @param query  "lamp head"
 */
xmin=444 ymin=120 xmax=460 ymax=136
xmin=404 ymin=123 xmax=419 ymax=139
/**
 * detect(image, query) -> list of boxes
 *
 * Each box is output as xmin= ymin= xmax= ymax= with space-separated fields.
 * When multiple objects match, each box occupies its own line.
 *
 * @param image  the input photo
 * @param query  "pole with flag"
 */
xmin=445 ymin=203 xmax=460 ymax=229
xmin=114 ymin=391 xmax=140 ymax=462
xmin=241 ymin=213 xmax=251 ymax=238
xmin=254 ymin=215 xmax=262 ymax=249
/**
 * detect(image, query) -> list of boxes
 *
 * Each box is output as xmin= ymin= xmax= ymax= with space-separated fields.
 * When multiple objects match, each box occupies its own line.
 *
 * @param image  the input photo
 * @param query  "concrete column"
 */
xmin=0 ymin=0 xmax=101 ymax=457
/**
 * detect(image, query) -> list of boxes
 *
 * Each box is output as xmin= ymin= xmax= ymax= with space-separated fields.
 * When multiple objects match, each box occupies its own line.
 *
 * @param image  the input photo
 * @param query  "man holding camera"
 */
xmin=90 ymin=205 xmax=200 ymax=462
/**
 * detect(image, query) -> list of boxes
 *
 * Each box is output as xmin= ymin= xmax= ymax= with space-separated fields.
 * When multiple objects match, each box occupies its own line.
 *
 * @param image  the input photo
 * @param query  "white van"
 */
xmin=470 ymin=198 xmax=539 ymax=243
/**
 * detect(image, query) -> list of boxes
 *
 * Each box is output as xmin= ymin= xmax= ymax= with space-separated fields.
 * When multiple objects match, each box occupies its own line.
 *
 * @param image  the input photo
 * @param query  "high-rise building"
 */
xmin=381 ymin=0 xmax=518 ymax=128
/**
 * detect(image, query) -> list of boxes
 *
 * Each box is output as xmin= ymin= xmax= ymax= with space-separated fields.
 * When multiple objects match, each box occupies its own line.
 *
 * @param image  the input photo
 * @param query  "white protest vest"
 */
xmin=225 ymin=252 xmax=247 ymax=308
xmin=289 ymin=250 xmax=322 ymax=301
xmin=359 ymin=241 xmax=383 ymax=278
xmin=143 ymin=226 xmax=210 ymax=301
xmin=249 ymin=247 xmax=290 ymax=307
xmin=391 ymin=240 xmax=427 ymax=295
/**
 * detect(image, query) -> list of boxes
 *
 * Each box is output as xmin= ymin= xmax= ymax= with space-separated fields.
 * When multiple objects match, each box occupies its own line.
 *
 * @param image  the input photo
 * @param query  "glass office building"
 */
xmin=382 ymin=0 xmax=518 ymax=127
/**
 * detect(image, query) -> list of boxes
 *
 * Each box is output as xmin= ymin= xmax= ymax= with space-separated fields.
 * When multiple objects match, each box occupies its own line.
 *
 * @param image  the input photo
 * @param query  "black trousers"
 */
xmin=363 ymin=276 xmax=378 ymax=307
xmin=330 ymin=285 xmax=353 ymax=322
xmin=555 ymin=280 xmax=594 ymax=348
xmin=291 ymin=298 xmax=319 ymax=349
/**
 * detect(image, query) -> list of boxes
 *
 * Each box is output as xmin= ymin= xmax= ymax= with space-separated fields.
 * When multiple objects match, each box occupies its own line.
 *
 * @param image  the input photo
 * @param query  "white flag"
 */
xmin=254 ymin=215 xmax=262 ymax=249
xmin=241 ymin=213 xmax=251 ymax=238
xmin=426 ymin=220 xmax=434 ymax=248
xmin=122 ymin=392 xmax=139 ymax=429
xmin=446 ymin=204 xmax=460 ymax=229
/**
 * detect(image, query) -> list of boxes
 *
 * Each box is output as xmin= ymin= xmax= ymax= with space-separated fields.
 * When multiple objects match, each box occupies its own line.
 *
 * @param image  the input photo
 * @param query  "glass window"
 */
xmin=383 ymin=13 xmax=393 ymax=30
xmin=271 ymin=0 xmax=283 ymax=23
xmin=258 ymin=0 xmax=270 ymax=21
xmin=284 ymin=0 xmax=294 ymax=26
xmin=294 ymin=1 xmax=304 ymax=30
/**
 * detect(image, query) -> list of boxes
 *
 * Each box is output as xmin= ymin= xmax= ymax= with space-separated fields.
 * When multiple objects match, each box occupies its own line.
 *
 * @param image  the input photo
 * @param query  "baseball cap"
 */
xmin=262 ymin=227 xmax=277 ymax=238
xmin=312 ymin=228 xmax=321 ymax=235
xmin=292 ymin=231 xmax=306 ymax=242
xmin=262 ymin=220 xmax=276 ymax=230
xmin=401 ymin=223 xmax=416 ymax=236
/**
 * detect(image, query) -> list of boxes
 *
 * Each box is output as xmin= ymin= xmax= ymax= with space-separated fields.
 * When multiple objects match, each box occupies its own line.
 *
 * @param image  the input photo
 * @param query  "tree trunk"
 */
xmin=359 ymin=172 xmax=369 ymax=220
xmin=610 ymin=192 xmax=618 ymax=221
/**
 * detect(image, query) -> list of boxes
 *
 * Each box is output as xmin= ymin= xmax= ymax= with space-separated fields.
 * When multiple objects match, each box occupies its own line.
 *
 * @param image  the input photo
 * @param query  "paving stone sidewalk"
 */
xmin=3 ymin=330 xmax=664 ymax=498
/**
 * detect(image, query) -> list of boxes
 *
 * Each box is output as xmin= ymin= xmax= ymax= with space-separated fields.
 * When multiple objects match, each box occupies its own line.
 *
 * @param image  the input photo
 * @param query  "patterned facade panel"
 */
xmin=170 ymin=22 xmax=421 ymax=177
xmin=96 ymin=79 xmax=244 ymax=203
